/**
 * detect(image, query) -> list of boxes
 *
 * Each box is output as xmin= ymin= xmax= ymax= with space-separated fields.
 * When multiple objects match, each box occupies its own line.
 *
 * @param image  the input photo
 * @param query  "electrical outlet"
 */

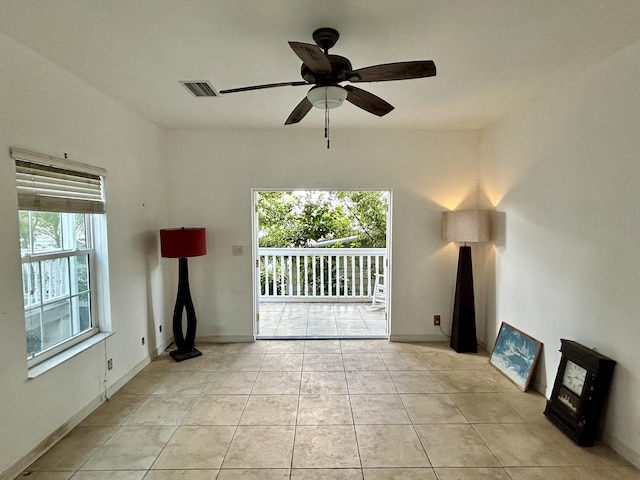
xmin=141 ymin=337 xmax=145 ymax=346
xmin=107 ymin=359 xmax=113 ymax=370
xmin=434 ymin=315 xmax=441 ymax=326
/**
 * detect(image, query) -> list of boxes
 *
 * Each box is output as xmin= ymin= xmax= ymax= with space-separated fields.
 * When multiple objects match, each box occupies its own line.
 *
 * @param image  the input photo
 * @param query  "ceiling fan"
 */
xmin=220 ymin=27 xmax=437 ymax=126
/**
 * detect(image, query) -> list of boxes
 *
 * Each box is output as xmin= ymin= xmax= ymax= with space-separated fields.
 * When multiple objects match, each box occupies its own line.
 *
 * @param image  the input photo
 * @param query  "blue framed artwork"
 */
xmin=490 ymin=322 xmax=543 ymax=391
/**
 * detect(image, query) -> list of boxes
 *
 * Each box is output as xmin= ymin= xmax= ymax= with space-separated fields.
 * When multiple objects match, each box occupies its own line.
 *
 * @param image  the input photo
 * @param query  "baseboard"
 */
xmin=531 ymin=376 xmax=549 ymax=398
xmin=107 ymin=354 xmax=153 ymax=396
xmin=1 ymin=353 xmax=154 ymax=480
xmin=496 ymin=360 xmax=639 ymax=469
xmin=197 ymin=335 xmax=255 ymax=343
xmin=154 ymin=339 xmax=174 ymax=357
xmin=389 ymin=334 xmax=449 ymax=342
xmin=0 ymin=393 xmax=104 ymax=480
xmin=602 ymin=431 xmax=640 ymax=469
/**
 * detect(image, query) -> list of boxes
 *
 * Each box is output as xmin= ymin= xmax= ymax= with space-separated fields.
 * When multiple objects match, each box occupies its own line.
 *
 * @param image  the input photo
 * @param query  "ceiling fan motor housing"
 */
xmin=301 ymin=55 xmax=353 ymax=84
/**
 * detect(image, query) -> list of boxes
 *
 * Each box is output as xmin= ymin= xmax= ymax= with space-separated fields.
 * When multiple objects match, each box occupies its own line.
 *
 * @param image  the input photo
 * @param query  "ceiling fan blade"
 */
xmin=285 ymin=97 xmax=313 ymax=125
xmin=288 ymin=41 xmax=333 ymax=75
xmin=220 ymin=81 xmax=309 ymax=94
xmin=344 ymin=85 xmax=394 ymax=117
xmin=350 ymin=60 xmax=436 ymax=82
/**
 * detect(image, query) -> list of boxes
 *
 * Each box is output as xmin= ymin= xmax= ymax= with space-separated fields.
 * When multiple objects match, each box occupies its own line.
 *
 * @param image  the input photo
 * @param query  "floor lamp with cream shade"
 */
xmin=442 ymin=210 xmax=491 ymax=353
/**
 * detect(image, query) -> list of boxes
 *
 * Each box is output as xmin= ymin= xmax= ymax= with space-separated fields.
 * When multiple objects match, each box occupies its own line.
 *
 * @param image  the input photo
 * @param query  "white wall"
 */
xmin=0 ymin=28 xmax=480 ymax=478
xmin=0 ymin=28 xmax=483 ymax=477
xmin=480 ymin=39 xmax=640 ymax=466
xmin=165 ymin=128 xmax=481 ymax=342
xmin=0 ymin=33 xmax=170 ymax=477
xmin=8 ymin=13 xmax=638 ymax=475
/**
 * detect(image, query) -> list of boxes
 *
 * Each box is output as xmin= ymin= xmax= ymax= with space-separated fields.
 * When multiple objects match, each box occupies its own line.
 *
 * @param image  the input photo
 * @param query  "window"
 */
xmin=12 ymin=148 xmax=107 ymax=367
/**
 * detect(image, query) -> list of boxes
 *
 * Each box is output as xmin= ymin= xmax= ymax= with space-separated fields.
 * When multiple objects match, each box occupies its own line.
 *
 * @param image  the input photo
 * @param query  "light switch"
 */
xmin=232 ymin=245 xmax=243 ymax=256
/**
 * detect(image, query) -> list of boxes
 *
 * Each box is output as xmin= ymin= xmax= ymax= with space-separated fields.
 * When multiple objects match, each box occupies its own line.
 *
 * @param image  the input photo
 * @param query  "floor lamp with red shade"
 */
xmin=160 ymin=227 xmax=207 ymax=362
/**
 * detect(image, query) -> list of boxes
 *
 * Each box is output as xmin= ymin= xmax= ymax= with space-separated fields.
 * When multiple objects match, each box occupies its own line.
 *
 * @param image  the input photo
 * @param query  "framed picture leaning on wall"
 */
xmin=490 ymin=322 xmax=543 ymax=391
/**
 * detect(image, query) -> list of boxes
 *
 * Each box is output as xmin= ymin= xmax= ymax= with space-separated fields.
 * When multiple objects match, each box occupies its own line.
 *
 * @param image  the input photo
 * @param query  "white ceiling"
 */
xmin=2 ymin=0 xmax=640 ymax=130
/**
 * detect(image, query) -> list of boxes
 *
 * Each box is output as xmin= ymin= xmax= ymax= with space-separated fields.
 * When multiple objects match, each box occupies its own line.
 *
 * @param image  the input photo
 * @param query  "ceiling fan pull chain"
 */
xmin=324 ymin=91 xmax=330 ymax=149
xmin=325 ymin=108 xmax=330 ymax=149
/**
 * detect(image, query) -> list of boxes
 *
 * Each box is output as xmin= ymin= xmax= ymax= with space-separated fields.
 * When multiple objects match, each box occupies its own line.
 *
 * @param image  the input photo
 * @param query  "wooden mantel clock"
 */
xmin=544 ymin=339 xmax=616 ymax=446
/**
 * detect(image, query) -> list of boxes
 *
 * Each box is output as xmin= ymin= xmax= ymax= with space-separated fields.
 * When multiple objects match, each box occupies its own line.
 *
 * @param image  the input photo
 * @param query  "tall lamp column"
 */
xmin=443 ymin=210 xmax=491 ymax=353
xmin=160 ymin=227 xmax=207 ymax=362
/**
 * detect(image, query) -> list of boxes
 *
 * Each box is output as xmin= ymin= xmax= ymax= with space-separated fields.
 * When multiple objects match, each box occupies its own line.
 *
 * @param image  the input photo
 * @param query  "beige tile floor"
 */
xmin=20 ymin=340 xmax=640 ymax=480
xmin=258 ymin=303 xmax=386 ymax=338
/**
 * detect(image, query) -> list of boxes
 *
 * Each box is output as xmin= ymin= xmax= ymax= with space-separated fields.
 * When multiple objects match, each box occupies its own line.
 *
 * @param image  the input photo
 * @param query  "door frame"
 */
xmin=251 ymin=188 xmax=393 ymax=339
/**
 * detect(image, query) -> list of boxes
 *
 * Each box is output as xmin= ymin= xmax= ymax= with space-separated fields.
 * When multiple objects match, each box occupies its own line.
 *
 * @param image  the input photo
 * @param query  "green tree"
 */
xmin=19 ymin=211 xmax=87 ymax=252
xmin=19 ymin=211 xmax=62 ymax=251
xmin=257 ymin=192 xmax=299 ymax=247
xmin=336 ymin=191 xmax=387 ymax=248
xmin=257 ymin=191 xmax=387 ymax=248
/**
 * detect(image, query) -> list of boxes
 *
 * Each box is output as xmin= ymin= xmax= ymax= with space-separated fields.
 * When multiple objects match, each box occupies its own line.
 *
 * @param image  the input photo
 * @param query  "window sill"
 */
xmin=28 ymin=331 xmax=114 ymax=379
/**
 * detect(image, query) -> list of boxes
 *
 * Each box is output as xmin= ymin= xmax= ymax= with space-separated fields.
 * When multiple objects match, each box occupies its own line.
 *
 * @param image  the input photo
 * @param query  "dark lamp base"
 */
xmin=170 ymin=348 xmax=202 ymax=362
xmin=450 ymin=245 xmax=478 ymax=353
xmin=169 ymin=257 xmax=201 ymax=363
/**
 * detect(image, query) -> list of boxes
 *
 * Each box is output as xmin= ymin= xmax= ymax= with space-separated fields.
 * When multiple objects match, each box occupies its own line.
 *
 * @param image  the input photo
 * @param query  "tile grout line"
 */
xmin=392 ymin=362 xmax=439 ymax=473
xmin=344 ymin=349 xmax=365 ymax=473
xmin=215 ymin=352 xmax=263 ymax=473
xmin=289 ymin=362 xmax=303 ymax=477
xmin=25 ymin=341 xmax=618 ymax=479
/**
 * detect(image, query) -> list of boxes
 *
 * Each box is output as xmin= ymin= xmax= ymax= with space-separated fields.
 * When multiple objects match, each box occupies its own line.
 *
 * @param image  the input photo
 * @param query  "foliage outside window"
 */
xmin=20 ymin=211 xmax=96 ymax=359
xmin=257 ymin=191 xmax=388 ymax=298
xmin=258 ymin=191 xmax=388 ymax=248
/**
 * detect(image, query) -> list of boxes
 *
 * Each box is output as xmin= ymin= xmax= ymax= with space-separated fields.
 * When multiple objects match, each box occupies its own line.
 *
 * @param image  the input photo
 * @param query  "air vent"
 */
xmin=180 ymin=81 xmax=219 ymax=97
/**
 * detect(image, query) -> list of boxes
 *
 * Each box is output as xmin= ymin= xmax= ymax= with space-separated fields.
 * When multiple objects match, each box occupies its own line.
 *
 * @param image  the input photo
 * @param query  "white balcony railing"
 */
xmin=259 ymin=247 xmax=386 ymax=302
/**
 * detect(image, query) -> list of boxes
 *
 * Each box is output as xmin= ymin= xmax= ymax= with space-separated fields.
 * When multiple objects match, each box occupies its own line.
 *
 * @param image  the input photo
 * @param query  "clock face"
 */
xmin=562 ymin=360 xmax=587 ymax=395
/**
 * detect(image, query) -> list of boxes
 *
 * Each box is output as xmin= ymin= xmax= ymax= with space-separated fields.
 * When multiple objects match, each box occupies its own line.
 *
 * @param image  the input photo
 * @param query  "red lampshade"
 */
xmin=160 ymin=228 xmax=207 ymax=258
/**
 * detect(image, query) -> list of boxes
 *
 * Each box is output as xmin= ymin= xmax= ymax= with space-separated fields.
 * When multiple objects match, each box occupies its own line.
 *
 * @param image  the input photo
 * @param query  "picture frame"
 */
xmin=489 ymin=322 xmax=543 ymax=391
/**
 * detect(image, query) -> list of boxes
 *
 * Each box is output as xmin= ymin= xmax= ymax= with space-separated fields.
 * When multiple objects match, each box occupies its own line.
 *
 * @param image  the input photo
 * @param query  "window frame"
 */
xmin=22 ymin=243 xmax=99 ymax=368
xmin=12 ymin=147 xmax=109 ymax=369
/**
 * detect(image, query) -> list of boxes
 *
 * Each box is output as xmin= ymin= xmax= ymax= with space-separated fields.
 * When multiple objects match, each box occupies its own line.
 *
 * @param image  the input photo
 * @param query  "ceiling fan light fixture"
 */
xmin=307 ymin=85 xmax=347 ymax=109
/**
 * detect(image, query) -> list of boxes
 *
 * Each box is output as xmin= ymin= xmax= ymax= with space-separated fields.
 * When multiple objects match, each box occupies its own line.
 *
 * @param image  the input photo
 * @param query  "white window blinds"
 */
xmin=11 ymin=147 xmax=106 ymax=214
